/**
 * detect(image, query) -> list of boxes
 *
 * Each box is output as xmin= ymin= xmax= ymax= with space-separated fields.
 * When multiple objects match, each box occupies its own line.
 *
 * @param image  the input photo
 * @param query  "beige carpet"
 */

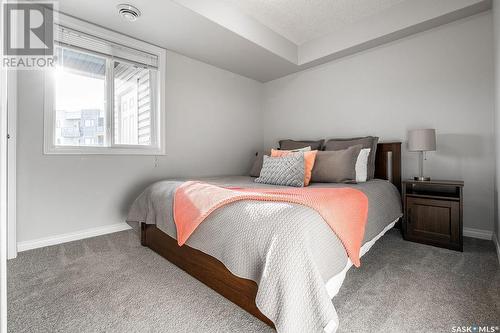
xmin=8 ymin=229 xmax=500 ymax=332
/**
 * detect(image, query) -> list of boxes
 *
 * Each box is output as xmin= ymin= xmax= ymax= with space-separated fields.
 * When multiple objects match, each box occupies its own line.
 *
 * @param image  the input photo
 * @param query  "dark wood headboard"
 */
xmin=374 ymin=142 xmax=401 ymax=192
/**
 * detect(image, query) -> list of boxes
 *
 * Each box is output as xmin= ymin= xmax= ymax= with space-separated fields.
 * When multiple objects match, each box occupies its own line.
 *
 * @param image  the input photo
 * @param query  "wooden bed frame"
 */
xmin=141 ymin=142 xmax=402 ymax=328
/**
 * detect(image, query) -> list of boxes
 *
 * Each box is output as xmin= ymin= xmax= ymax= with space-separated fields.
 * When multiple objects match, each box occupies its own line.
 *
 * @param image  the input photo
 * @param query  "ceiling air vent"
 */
xmin=117 ymin=4 xmax=141 ymax=22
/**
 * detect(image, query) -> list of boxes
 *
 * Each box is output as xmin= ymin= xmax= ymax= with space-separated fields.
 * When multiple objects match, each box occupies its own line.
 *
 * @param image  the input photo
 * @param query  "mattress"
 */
xmin=127 ymin=176 xmax=402 ymax=333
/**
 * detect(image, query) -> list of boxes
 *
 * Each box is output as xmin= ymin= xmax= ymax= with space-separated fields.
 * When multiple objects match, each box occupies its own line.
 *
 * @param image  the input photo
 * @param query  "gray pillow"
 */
xmin=249 ymin=147 xmax=309 ymax=177
xmin=279 ymin=139 xmax=324 ymax=151
xmin=255 ymin=154 xmax=305 ymax=187
xmin=323 ymin=136 xmax=379 ymax=179
xmin=311 ymin=145 xmax=362 ymax=183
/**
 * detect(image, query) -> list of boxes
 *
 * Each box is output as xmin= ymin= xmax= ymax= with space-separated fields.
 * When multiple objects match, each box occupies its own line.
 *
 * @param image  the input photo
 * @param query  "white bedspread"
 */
xmin=127 ymin=176 xmax=402 ymax=333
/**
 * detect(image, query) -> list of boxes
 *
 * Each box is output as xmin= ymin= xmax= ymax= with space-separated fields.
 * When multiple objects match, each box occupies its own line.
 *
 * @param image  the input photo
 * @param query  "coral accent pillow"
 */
xmin=271 ymin=149 xmax=318 ymax=186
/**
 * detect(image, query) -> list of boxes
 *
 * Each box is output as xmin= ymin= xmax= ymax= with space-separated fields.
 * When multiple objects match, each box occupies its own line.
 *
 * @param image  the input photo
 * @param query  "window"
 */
xmin=45 ymin=17 xmax=165 ymax=155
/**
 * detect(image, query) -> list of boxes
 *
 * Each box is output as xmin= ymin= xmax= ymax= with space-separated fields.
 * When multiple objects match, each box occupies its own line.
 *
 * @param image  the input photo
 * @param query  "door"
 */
xmin=118 ymin=88 xmax=138 ymax=145
xmin=406 ymin=196 xmax=460 ymax=249
xmin=0 ymin=59 xmax=8 ymax=333
xmin=7 ymin=71 xmax=16 ymax=259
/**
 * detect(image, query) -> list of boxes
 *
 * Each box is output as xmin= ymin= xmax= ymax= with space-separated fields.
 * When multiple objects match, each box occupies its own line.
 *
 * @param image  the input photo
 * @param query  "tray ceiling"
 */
xmin=220 ymin=0 xmax=408 ymax=45
xmin=57 ymin=0 xmax=491 ymax=82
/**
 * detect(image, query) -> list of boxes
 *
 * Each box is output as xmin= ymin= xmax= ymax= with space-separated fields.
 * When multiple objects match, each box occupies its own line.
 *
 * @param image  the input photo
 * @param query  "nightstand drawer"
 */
xmin=405 ymin=196 xmax=461 ymax=250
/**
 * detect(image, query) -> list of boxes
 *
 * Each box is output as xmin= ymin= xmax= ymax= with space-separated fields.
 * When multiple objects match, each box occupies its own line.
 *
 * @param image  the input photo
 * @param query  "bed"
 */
xmin=127 ymin=142 xmax=402 ymax=333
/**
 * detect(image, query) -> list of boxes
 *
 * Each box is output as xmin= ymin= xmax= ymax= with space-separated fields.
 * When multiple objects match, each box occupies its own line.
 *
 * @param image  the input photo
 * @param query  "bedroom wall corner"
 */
xmin=15 ymin=49 xmax=264 ymax=247
xmin=262 ymin=12 xmax=496 ymax=235
xmin=493 ymin=0 xmax=500 ymax=263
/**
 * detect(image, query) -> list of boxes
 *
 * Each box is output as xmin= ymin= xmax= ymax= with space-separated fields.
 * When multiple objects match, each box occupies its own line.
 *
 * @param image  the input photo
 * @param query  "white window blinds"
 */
xmin=54 ymin=24 xmax=158 ymax=69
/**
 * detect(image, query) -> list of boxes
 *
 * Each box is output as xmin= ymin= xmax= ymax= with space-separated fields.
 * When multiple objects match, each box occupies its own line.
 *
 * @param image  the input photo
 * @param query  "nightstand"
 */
xmin=402 ymin=179 xmax=463 ymax=251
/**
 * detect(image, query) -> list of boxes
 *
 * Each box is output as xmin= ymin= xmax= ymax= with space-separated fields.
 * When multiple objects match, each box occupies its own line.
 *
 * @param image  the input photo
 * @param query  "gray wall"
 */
xmin=494 ymin=0 xmax=500 ymax=244
xmin=263 ymin=13 xmax=495 ymax=232
xmin=16 ymin=50 xmax=263 ymax=242
xmin=16 ymin=11 xmax=497 ymax=244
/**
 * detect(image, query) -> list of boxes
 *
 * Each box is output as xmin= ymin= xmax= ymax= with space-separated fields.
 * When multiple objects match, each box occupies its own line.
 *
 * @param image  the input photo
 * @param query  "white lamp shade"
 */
xmin=408 ymin=129 xmax=436 ymax=151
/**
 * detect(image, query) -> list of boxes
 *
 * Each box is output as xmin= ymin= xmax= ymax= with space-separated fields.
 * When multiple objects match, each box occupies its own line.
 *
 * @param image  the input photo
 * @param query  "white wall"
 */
xmin=16 ymin=50 xmax=263 ymax=243
xmin=16 ymin=11 xmax=496 ymax=244
xmin=494 ymin=0 xmax=500 ymax=247
xmin=263 ymin=13 xmax=495 ymax=232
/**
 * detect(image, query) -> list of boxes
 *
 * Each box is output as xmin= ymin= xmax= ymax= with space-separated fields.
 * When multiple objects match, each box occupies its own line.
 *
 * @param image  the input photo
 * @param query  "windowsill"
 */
xmin=43 ymin=13 xmax=167 ymax=159
xmin=43 ymin=145 xmax=166 ymax=156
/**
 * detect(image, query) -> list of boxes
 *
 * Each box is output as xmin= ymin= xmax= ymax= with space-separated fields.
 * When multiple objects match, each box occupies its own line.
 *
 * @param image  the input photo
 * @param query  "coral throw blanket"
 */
xmin=173 ymin=181 xmax=369 ymax=267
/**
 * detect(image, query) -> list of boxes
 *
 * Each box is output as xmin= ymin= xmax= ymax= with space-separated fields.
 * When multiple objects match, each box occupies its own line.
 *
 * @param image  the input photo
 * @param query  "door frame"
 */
xmin=6 ymin=71 xmax=16 ymax=260
xmin=0 ymin=43 xmax=8 ymax=333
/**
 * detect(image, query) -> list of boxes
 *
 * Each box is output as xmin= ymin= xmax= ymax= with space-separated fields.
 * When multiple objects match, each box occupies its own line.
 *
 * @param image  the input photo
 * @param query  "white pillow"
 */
xmin=285 ymin=146 xmax=311 ymax=152
xmin=355 ymin=148 xmax=371 ymax=182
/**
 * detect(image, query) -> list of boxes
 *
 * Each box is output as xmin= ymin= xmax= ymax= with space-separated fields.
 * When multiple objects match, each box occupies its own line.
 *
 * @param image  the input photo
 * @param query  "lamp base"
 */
xmin=414 ymin=176 xmax=431 ymax=181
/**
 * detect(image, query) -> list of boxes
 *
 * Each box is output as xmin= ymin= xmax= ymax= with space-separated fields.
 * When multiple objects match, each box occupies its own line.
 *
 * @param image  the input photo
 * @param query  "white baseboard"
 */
xmin=463 ymin=227 xmax=493 ymax=240
xmin=14 ymin=223 xmax=498 ymax=258
xmin=493 ymin=233 xmax=500 ymax=265
xmin=17 ymin=223 xmax=132 ymax=252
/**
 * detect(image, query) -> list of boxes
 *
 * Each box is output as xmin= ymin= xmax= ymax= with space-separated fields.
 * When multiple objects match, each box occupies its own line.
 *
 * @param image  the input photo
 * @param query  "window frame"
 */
xmin=44 ymin=13 xmax=166 ymax=155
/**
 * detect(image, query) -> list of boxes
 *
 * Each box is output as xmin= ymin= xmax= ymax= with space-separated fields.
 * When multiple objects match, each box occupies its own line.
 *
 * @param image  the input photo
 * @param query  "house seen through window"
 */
xmin=46 ymin=23 xmax=164 ymax=154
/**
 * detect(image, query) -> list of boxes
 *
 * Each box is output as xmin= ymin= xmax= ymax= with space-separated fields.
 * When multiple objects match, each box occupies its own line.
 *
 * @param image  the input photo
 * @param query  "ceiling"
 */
xmin=220 ymin=0 xmax=408 ymax=45
xmin=56 ymin=0 xmax=491 ymax=82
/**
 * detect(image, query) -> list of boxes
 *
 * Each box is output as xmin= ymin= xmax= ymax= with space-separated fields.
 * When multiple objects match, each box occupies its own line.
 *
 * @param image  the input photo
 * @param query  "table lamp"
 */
xmin=408 ymin=129 xmax=436 ymax=181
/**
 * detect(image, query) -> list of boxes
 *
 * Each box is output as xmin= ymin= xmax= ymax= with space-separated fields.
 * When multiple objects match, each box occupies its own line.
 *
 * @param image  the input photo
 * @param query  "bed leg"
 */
xmin=140 ymin=223 xmax=147 ymax=246
xmin=395 ymin=217 xmax=403 ymax=230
